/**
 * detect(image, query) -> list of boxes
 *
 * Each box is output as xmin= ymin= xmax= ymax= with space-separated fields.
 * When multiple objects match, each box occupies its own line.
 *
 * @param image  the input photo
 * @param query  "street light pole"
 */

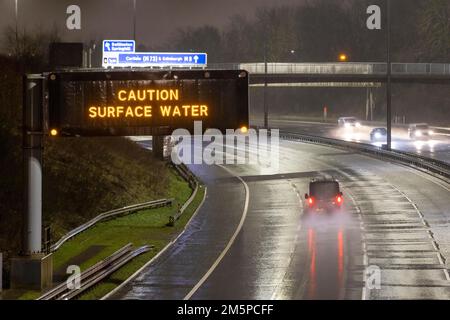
xmin=386 ymin=0 xmax=392 ymax=150
xmin=15 ymin=0 xmax=18 ymax=55
xmin=263 ymin=41 xmax=268 ymax=129
xmin=133 ymin=0 xmax=137 ymax=42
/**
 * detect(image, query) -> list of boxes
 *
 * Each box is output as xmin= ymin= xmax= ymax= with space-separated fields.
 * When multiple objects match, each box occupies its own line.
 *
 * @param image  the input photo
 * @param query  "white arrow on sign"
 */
xmin=194 ymin=55 xmax=199 ymax=63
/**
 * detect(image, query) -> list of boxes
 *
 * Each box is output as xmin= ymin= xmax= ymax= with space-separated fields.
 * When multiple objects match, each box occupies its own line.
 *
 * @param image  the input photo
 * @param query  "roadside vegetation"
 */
xmin=17 ymin=172 xmax=205 ymax=300
xmin=0 ymin=29 xmax=181 ymax=292
xmin=166 ymin=0 xmax=450 ymax=125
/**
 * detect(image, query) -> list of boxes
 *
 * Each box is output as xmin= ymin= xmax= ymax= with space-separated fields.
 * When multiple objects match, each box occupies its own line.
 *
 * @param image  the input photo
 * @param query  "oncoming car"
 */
xmin=338 ymin=117 xmax=361 ymax=128
xmin=408 ymin=123 xmax=434 ymax=140
xmin=370 ymin=127 xmax=387 ymax=142
xmin=304 ymin=178 xmax=343 ymax=214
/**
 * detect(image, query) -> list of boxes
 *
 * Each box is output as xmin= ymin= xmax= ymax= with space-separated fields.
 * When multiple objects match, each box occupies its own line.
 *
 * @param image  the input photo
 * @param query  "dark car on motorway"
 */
xmin=408 ymin=123 xmax=434 ymax=140
xmin=370 ymin=127 xmax=387 ymax=142
xmin=304 ymin=178 xmax=343 ymax=214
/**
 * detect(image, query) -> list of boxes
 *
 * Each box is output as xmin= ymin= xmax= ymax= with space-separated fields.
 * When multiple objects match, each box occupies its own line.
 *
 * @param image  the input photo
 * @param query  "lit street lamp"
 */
xmin=339 ymin=53 xmax=348 ymax=62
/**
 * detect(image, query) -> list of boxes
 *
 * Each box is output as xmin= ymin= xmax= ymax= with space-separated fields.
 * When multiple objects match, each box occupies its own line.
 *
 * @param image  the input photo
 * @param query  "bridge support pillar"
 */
xmin=366 ymin=88 xmax=374 ymax=121
xmin=152 ymin=135 xmax=166 ymax=160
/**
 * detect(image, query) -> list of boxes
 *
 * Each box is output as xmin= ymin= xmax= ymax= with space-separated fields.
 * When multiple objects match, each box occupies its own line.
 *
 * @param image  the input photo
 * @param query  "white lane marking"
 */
xmin=395 ymin=162 xmax=450 ymax=281
xmin=101 ymin=187 xmax=208 ymax=300
xmin=183 ymin=165 xmax=250 ymax=300
xmin=270 ymin=183 xmax=303 ymax=300
xmin=404 ymin=165 xmax=450 ymax=193
xmin=390 ymin=184 xmax=450 ymax=282
xmin=344 ymin=168 xmax=450 ymax=285
xmin=342 ymin=186 xmax=369 ymax=301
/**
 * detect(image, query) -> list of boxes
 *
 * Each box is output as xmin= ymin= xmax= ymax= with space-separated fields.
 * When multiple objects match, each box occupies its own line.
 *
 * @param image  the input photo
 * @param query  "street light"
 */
xmin=263 ymin=41 xmax=268 ymax=129
xmin=288 ymin=49 xmax=297 ymax=62
xmin=339 ymin=53 xmax=348 ymax=62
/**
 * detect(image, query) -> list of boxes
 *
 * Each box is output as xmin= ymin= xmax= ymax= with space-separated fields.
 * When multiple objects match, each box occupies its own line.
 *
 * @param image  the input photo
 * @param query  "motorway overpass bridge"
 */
xmin=210 ymin=62 xmax=450 ymax=86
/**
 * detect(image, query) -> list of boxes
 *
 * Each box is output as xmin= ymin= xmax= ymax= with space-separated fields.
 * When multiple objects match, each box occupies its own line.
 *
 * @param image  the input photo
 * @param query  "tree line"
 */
xmin=166 ymin=0 xmax=450 ymax=63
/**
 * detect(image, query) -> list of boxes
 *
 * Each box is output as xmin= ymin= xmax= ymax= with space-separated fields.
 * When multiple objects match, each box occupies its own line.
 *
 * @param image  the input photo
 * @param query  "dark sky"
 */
xmin=0 ymin=0 xmax=307 ymax=51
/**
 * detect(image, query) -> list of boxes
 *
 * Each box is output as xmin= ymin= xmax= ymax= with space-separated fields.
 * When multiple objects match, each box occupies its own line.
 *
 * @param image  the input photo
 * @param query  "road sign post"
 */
xmin=152 ymin=136 xmax=165 ymax=160
xmin=22 ymin=74 xmax=44 ymax=255
xmin=11 ymin=74 xmax=53 ymax=290
xmin=386 ymin=0 xmax=392 ymax=151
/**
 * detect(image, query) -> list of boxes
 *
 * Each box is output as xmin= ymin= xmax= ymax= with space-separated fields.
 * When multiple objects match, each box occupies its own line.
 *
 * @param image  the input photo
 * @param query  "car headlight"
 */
xmin=344 ymin=123 xmax=351 ymax=128
xmin=374 ymin=132 xmax=382 ymax=139
xmin=428 ymin=130 xmax=434 ymax=135
xmin=415 ymin=130 xmax=422 ymax=137
xmin=355 ymin=122 xmax=361 ymax=128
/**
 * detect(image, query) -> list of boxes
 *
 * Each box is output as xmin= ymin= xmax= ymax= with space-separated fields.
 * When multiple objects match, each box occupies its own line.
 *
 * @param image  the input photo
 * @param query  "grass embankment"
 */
xmin=20 ymin=171 xmax=205 ymax=300
xmin=78 ymin=183 xmax=205 ymax=300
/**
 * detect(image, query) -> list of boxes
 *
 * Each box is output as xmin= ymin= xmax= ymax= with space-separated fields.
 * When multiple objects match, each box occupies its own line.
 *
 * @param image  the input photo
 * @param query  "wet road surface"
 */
xmin=261 ymin=118 xmax=450 ymax=164
xmin=110 ymin=139 xmax=450 ymax=300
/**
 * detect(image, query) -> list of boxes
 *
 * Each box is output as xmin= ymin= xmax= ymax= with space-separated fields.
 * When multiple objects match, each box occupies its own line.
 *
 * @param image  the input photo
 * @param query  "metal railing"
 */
xmin=208 ymin=62 xmax=450 ymax=76
xmin=280 ymin=131 xmax=450 ymax=179
xmin=50 ymin=198 xmax=173 ymax=252
xmin=169 ymin=163 xmax=200 ymax=226
xmin=38 ymin=243 xmax=152 ymax=300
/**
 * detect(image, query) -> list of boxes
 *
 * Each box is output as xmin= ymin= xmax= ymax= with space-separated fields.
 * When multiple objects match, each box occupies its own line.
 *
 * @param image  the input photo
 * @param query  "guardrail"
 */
xmin=280 ymin=131 xmax=450 ymax=179
xmin=169 ymin=163 xmax=200 ymax=226
xmin=38 ymin=243 xmax=152 ymax=300
xmin=50 ymin=198 xmax=174 ymax=252
xmin=262 ymin=117 xmax=450 ymax=138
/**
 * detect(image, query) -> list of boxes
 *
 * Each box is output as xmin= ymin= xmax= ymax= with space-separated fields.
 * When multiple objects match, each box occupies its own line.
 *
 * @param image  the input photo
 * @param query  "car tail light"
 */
xmin=308 ymin=197 xmax=314 ymax=206
xmin=336 ymin=196 xmax=343 ymax=204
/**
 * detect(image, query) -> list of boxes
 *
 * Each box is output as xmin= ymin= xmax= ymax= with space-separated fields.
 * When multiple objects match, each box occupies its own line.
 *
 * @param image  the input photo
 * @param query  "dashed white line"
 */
xmin=183 ymin=164 xmax=250 ymax=300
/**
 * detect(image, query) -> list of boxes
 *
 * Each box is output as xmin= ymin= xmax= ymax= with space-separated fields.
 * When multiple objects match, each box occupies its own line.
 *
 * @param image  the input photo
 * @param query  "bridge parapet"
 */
xmin=209 ymin=62 xmax=450 ymax=76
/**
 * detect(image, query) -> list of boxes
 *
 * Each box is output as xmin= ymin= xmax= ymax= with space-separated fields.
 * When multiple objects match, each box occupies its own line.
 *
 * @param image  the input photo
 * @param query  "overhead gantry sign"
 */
xmin=48 ymin=69 xmax=249 ymax=136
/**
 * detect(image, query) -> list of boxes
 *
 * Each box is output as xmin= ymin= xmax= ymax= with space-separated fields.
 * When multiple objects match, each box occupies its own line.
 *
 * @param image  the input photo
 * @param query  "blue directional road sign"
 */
xmin=117 ymin=52 xmax=207 ymax=67
xmin=103 ymin=40 xmax=135 ymax=53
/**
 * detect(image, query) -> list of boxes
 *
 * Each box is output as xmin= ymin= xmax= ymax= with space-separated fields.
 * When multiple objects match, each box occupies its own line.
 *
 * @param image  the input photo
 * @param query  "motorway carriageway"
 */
xmin=260 ymin=118 xmax=450 ymax=163
xmin=108 ymin=137 xmax=450 ymax=300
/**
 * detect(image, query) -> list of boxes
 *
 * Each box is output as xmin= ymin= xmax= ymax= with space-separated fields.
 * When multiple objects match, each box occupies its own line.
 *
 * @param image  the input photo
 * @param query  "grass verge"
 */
xmin=16 ymin=167 xmax=205 ymax=300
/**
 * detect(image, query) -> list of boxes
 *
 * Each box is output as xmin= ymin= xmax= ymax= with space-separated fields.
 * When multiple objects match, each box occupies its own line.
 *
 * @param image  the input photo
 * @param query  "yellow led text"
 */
xmin=89 ymin=106 xmax=152 ymax=118
xmin=160 ymin=105 xmax=208 ymax=117
xmin=118 ymin=89 xmax=179 ymax=102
